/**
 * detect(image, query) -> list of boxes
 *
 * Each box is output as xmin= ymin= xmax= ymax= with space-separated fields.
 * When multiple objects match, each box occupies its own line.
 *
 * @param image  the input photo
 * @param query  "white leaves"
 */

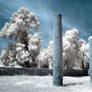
xmin=65 ymin=28 xmax=78 ymax=43
xmin=0 ymin=32 xmax=6 ymax=38
xmin=20 ymin=50 xmax=30 ymax=59
xmin=0 ymin=7 xmax=40 ymax=40
xmin=0 ymin=23 xmax=10 ymax=38
xmin=28 ymin=44 xmax=38 ymax=52
xmin=16 ymin=43 xmax=25 ymax=51
xmin=28 ymin=32 xmax=41 ymax=53
xmin=0 ymin=48 xmax=7 ymax=57
xmin=17 ymin=7 xmax=30 ymax=15
xmin=7 ymin=24 xmax=16 ymax=35
xmin=37 ymin=41 xmax=53 ymax=68
xmin=16 ymin=47 xmax=23 ymax=51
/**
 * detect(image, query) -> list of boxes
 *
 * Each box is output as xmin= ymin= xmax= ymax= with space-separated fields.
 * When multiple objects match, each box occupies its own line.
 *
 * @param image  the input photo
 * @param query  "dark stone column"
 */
xmin=53 ymin=14 xmax=63 ymax=86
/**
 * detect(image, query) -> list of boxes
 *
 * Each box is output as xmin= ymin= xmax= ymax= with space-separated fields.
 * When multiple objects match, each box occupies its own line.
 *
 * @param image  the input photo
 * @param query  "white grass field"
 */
xmin=0 ymin=76 xmax=92 ymax=92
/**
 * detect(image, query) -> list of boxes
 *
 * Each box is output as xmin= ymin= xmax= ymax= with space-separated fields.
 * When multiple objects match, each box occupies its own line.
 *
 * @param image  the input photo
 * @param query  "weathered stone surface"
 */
xmin=53 ymin=14 xmax=63 ymax=86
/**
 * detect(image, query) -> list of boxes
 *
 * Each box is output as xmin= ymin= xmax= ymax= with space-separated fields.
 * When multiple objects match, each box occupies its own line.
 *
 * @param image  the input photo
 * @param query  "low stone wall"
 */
xmin=64 ymin=69 xmax=88 ymax=76
xmin=0 ymin=67 xmax=88 ymax=76
xmin=0 ymin=67 xmax=52 ymax=76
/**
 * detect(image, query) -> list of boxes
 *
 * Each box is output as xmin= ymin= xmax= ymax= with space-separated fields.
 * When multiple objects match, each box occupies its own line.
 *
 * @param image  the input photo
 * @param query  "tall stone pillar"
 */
xmin=53 ymin=14 xmax=63 ymax=86
xmin=89 ymin=37 xmax=92 ymax=82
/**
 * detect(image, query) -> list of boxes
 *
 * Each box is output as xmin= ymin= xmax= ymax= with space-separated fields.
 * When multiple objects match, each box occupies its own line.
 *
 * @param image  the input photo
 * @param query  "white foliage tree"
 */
xmin=80 ymin=41 xmax=89 ymax=70
xmin=0 ymin=48 xmax=9 ymax=66
xmin=37 ymin=41 xmax=53 ymax=68
xmin=0 ymin=7 xmax=41 ymax=67
xmin=63 ymin=28 xmax=81 ymax=69
xmin=37 ymin=28 xmax=89 ymax=70
xmin=62 ymin=28 xmax=89 ymax=70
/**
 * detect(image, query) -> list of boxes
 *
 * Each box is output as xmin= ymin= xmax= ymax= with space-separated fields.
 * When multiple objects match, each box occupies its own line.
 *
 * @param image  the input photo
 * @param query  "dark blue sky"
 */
xmin=0 ymin=0 xmax=92 ymax=53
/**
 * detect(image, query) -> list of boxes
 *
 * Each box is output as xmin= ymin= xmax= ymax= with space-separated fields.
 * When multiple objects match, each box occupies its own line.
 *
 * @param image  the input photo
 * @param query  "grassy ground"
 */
xmin=0 ymin=76 xmax=92 ymax=92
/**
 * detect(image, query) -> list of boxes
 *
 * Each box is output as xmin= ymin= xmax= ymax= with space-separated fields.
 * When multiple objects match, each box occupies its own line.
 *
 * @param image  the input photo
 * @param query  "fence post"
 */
xmin=89 ymin=36 xmax=92 ymax=82
xmin=53 ymin=14 xmax=63 ymax=86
